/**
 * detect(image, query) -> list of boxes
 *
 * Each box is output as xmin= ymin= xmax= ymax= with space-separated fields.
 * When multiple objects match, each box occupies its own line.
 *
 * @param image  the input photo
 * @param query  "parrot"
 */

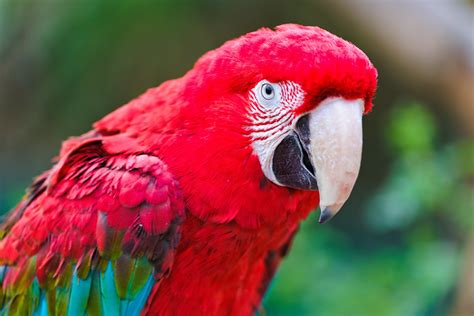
xmin=0 ymin=24 xmax=377 ymax=315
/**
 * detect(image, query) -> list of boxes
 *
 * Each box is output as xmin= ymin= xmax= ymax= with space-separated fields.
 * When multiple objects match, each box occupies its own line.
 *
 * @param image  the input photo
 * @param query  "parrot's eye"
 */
xmin=261 ymin=83 xmax=274 ymax=100
xmin=255 ymin=80 xmax=280 ymax=107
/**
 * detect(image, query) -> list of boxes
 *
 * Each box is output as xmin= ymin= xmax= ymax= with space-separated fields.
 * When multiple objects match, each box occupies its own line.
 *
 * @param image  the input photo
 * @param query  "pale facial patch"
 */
xmin=247 ymin=80 xmax=305 ymax=185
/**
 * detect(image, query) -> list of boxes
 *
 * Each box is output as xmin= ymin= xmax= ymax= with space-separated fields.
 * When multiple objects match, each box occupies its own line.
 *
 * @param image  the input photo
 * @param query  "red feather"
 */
xmin=0 ymin=24 xmax=377 ymax=315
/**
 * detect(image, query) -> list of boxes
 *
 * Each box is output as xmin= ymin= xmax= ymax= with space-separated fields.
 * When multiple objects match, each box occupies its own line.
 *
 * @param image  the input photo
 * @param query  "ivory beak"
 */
xmin=306 ymin=98 xmax=364 ymax=223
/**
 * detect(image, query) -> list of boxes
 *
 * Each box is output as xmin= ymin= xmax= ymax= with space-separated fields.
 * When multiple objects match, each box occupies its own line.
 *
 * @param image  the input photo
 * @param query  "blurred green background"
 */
xmin=0 ymin=1 xmax=473 ymax=315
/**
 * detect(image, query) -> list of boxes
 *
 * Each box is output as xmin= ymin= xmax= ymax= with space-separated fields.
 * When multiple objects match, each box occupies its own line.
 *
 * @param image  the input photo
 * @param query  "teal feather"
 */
xmin=1 ymin=261 xmax=155 ymax=316
xmin=33 ymin=291 xmax=47 ymax=316
xmin=100 ymin=262 xmax=120 ymax=316
xmin=66 ymin=270 xmax=92 ymax=315
xmin=30 ymin=278 xmax=41 ymax=316
xmin=0 ymin=266 xmax=5 ymax=315
xmin=0 ymin=266 xmax=6 ymax=283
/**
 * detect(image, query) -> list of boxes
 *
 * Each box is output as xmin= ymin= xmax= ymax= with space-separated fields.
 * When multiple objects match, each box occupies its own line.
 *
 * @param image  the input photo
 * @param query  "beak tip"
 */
xmin=318 ymin=207 xmax=336 ymax=224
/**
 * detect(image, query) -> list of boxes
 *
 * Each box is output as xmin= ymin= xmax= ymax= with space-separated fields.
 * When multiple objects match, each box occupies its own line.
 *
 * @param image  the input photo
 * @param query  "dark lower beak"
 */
xmin=271 ymin=115 xmax=317 ymax=190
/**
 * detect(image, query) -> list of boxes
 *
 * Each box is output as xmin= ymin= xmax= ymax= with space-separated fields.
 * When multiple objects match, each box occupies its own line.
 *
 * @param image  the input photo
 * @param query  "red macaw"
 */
xmin=0 ymin=24 xmax=377 ymax=315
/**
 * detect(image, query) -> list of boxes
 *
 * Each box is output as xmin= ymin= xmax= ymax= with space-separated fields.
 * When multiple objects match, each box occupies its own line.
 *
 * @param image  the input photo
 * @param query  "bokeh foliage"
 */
xmin=0 ymin=1 xmax=472 ymax=315
xmin=266 ymin=103 xmax=473 ymax=316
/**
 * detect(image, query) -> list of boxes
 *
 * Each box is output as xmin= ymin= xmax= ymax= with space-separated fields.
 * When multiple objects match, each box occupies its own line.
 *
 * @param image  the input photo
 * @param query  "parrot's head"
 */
xmin=115 ymin=24 xmax=377 ymax=228
xmin=175 ymin=24 xmax=377 ymax=226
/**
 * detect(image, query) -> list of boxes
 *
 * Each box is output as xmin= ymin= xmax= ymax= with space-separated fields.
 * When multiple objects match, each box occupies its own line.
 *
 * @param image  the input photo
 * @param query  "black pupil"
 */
xmin=264 ymin=85 xmax=273 ymax=96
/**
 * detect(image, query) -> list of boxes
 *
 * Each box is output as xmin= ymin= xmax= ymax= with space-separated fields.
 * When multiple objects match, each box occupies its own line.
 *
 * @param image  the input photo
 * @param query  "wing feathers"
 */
xmin=0 ymin=135 xmax=185 ymax=315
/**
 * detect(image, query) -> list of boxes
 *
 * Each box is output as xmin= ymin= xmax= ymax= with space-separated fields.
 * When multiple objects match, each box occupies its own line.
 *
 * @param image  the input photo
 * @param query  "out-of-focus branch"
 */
xmin=452 ymin=238 xmax=474 ymax=315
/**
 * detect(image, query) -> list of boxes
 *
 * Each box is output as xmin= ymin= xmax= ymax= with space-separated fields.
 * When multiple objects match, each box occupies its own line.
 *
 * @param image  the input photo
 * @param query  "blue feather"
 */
xmin=66 ymin=269 xmax=92 ymax=315
xmin=0 ymin=266 xmax=6 ymax=315
xmin=0 ymin=265 xmax=6 ymax=283
xmin=100 ymin=262 xmax=121 ymax=316
xmin=33 ymin=290 xmax=47 ymax=316
xmin=33 ymin=288 xmax=48 ymax=316
xmin=0 ymin=260 xmax=155 ymax=316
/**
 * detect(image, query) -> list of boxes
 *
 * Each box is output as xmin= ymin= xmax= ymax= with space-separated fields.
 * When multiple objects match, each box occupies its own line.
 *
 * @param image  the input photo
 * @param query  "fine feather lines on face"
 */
xmin=246 ymin=80 xmax=304 ymax=136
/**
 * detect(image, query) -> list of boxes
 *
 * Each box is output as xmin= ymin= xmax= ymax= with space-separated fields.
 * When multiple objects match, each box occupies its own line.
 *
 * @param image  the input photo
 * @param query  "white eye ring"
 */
xmin=255 ymin=80 xmax=280 ymax=107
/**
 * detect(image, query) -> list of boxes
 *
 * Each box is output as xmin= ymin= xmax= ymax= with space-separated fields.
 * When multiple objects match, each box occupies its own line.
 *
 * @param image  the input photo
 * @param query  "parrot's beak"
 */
xmin=303 ymin=98 xmax=364 ymax=223
xmin=271 ymin=97 xmax=364 ymax=223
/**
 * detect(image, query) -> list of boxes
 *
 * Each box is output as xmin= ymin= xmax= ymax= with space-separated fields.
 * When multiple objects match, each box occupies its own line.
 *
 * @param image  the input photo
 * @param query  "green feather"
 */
xmin=87 ymin=271 xmax=103 ymax=316
xmin=55 ymin=287 xmax=71 ymax=316
xmin=1 ymin=255 xmax=156 ymax=316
